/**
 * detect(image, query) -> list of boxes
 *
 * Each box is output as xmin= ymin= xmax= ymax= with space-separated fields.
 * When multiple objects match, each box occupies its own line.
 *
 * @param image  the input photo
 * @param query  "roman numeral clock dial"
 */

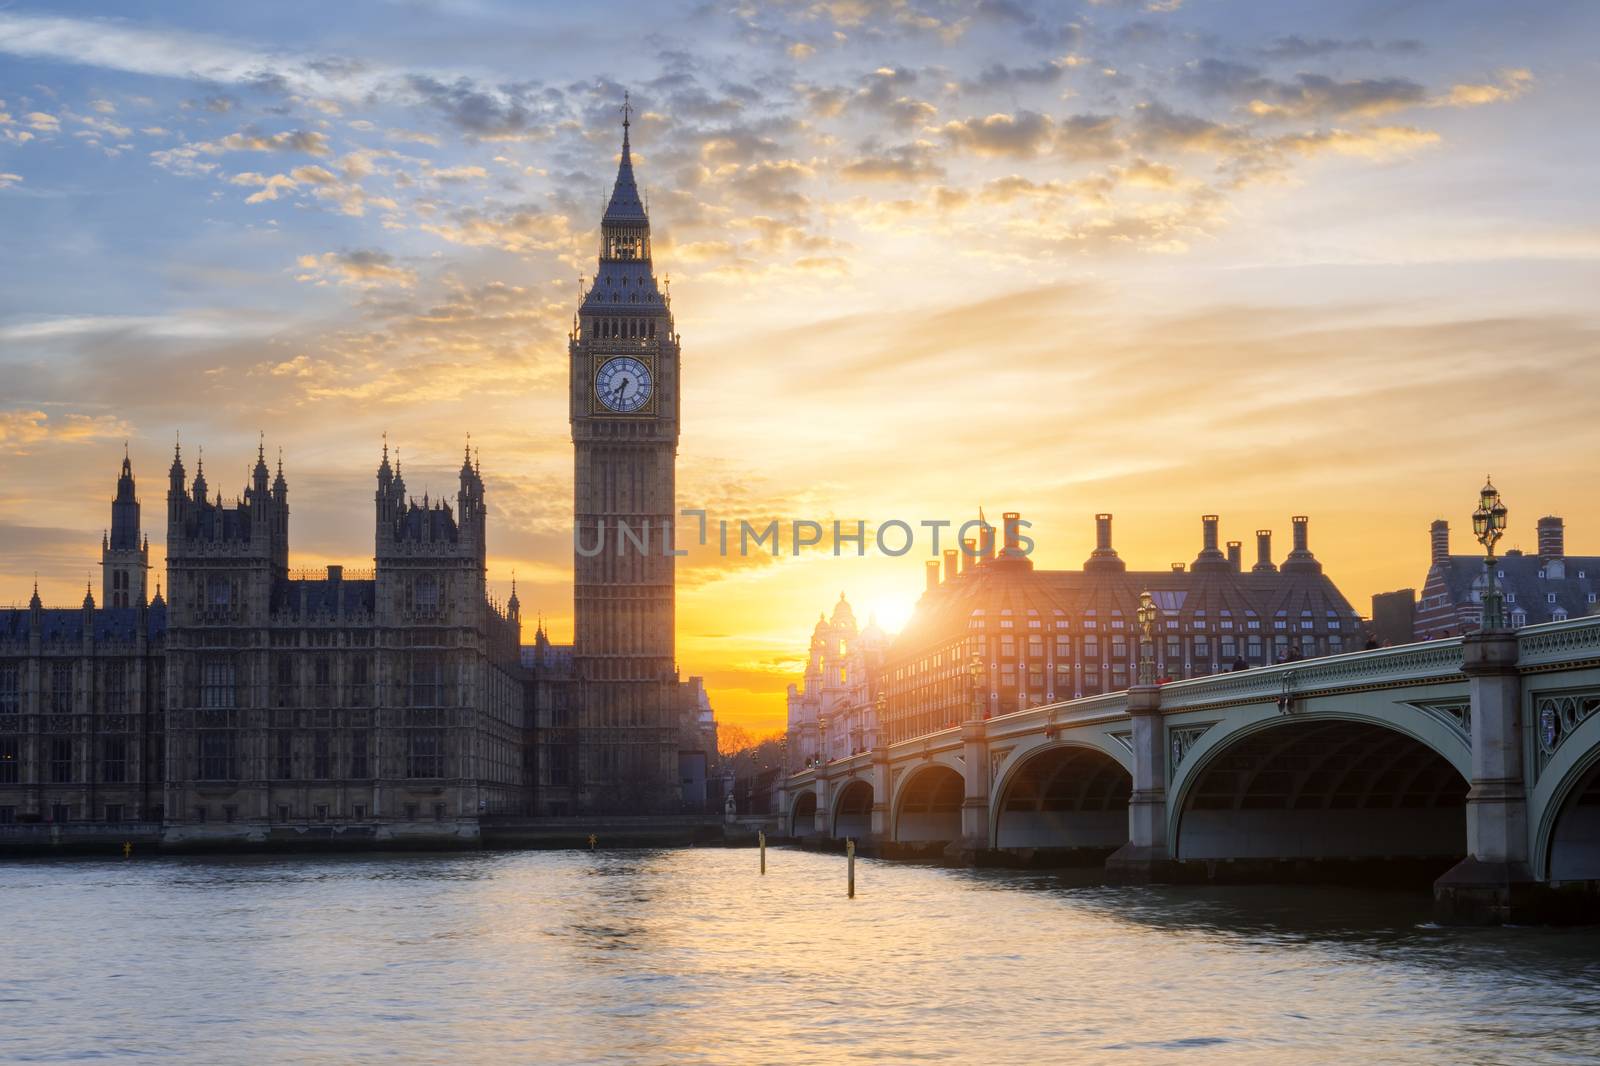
xmin=594 ymin=354 xmax=655 ymax=415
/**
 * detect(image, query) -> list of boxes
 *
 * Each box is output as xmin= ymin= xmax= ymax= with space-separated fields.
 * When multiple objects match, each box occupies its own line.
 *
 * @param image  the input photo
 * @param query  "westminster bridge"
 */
xmin=779 ymin=616 xmax=1600 ymax=922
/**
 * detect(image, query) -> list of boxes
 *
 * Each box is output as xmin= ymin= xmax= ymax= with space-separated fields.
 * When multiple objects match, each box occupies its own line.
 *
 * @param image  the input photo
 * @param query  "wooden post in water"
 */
xmin=759 ymin=830 xmax=766 ymax=875
xmin=847 ymin=838 xmax=856 ymax=898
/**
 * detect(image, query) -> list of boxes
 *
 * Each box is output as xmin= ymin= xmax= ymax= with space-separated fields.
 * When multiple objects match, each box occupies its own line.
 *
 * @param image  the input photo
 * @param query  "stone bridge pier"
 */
xmin=1434 ymin=630 xmax=1537 ymax=922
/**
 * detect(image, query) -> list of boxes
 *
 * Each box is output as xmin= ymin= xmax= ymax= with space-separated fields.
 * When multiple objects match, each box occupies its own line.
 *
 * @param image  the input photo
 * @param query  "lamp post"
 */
xmin=1136 ymin=590 xmax=1157 ymax=685
xmin=968 ymin=651 xmax=986 ymax=720
xmin=1472 ymin=477 xmax=1509 ymax=630
xmin=872 ymin=690 xmax=886 ymax=752
xmin=818 ymin=714 xmax=829 ymax=765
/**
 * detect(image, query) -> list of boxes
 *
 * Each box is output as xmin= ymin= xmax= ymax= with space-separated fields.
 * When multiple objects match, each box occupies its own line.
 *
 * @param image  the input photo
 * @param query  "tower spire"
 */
xmin=601 ymin=91 xmax=646 ymax=225
xmin=621 ymin=90 xmax=632 ymax=159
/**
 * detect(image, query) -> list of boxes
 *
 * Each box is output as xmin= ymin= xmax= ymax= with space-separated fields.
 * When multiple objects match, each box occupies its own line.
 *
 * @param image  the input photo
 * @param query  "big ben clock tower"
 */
xmin=569 ymin=99 xmax=681 ymax=812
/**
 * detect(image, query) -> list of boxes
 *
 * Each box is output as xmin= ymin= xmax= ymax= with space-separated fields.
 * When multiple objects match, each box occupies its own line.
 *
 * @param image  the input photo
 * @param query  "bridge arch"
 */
xmin=790 ymin=790 xmax=818 ymax=838
xmin=1532 ymin=699 xmax=1600 ymax=881
xmin=832 ymin=778 xmax=873 ymax=840
xmin=1169 ymin=712 xmax=1469 ymax=865
xmin=893 ymin=763 xmax=964 ymax=844
xmin=990 ymin=741 xmax=1131 ymax=851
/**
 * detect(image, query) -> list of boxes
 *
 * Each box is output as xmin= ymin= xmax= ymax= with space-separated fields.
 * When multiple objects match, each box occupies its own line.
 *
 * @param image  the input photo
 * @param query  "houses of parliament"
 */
xmin=0 ymin=114 xmax=718 ymax=844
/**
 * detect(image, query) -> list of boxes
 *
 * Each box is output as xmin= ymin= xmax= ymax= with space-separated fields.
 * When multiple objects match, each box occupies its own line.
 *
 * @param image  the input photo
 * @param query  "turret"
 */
xmin=191 ymin=446 xmax=208 ymax=505
xmin=103 ymin=446 xmax=149 ymax=607
xmin=168 ymin=437 xmax=187 ymax=524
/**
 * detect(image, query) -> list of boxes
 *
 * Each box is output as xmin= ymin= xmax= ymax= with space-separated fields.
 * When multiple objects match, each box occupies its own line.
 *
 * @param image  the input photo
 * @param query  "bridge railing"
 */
xmin=1516 ymin=614 xmax=1600 ymax=669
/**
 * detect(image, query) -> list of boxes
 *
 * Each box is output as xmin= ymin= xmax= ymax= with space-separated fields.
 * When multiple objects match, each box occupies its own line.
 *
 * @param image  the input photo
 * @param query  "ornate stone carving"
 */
xmin=1167 ymin=722 xmax=1217 ymax=778
xmin=1401 ymin=698 xmax=1472 ymax=746
xmin=1533 ymin=691 xmax=1600 ymax=779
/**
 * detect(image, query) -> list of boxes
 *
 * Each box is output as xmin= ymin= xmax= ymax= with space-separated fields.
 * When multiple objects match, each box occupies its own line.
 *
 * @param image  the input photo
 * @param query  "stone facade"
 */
xmin=786 ymin=595 xmax=888 ymax=769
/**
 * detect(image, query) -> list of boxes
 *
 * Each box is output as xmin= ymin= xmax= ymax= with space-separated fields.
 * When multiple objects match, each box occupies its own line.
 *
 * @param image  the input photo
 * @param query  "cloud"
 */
xmin=386 ymin=127 xmax=441 ymax=146
xmin=1258 ymin=36 xmax=1423 ymax=60
xmin=418 ymin=202 xmax=575 ymax=254
xmin=720 ymin=159 xmax=815 ymax=211
xmin=1181 ymin=59 xmax=1428 ymax=119
xmin=968 ymin=59 xmax=1069 ymax=92
xmin=295 ymin=249 xmax=418 ymax=288
xmin=1056 ymin=113 xmax=1123 ymax=161
xmin=940 ymin=110 xmax=1054 ymax=158
xmin=214 ymin=126 xmax=332 ymax=155
xmin=1438 ymin=69 xmax=1533 ymax=107
xmin=838 ymin=140 xmax=944 ymax=182
xmin=849 ymin=66 xmax=938 ymax=128
xmin=1133 ymin=102 xmax=1250 ymax=154
xmin=0 ymin=409 xmax=129 ymax=452
xmin=405 ymin=75 xmax=558 ymax=141
xmin=0 ymin=172 xmax=20 ymax=190
xmin=0 ymin=12 xmax=390 ymax=101
xmin=1272 ymin=125 xmax=1441 ymax=160
xmin=231 ymin=170 xmax=299 ymax=202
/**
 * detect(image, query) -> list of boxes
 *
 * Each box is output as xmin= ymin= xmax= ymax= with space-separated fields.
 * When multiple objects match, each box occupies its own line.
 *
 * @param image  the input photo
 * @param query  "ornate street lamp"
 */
xmin=968 ymin=651 xmax=986 ymax=720
xmin=1472 ymin=477 xmax=1510 ymax=630
xmin=1136 ymin=590 xmax=1157 ymax=685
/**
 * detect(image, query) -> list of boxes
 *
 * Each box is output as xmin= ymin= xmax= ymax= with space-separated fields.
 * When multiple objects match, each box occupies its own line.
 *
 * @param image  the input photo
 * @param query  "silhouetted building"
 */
xmin=155 ymin=438 xmax=527 ymax=844
xmin=567 ymin=100 xmax=685 ymax=812
xmin=0 ymin=579 xmax=166 ymax=827
xmin=3 ymin=110 xmax=724 ymax=835
xmin=1414 ymin=516 xmax=1600 ymax=638
xmin=879 ymin=512 xmax=1364 ymax=743
xmin=1370 ymin=588 xmax=1417 ymax=646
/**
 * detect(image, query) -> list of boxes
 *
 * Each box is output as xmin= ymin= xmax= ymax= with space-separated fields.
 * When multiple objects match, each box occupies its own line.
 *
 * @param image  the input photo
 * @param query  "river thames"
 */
xmin=2 ymin=848 xmax=1598 ymax=1064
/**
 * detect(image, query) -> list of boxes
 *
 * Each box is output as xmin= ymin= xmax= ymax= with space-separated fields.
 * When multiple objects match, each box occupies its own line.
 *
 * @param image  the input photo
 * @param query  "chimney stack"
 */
xmin=1226 ymin=541 xmax=1242 ymax=572
xmin=1085 ymin=512 xmax=1126 ymax=572
xmin=1538 ymin=516 xmax=1565 ymax=560
xmin=1194 ymin=513 xmax=1230 ymax=572
xmin=1253 ymin=529 xmax=1275 ymax=572
xmin=979 ymin=524 xmax=995 ymax=562
xmin=925 ymin=559 xmax=940 ymax=592
xmin=1430 ymin=519 xmax=1450 ymax=566
xmin=963 ymin=537 xmax=978 ymax=571
xmin=1283 ymin=515 xmax=1321 ymax=573
xmin=943 ymin=548 xmax=959 ymax=582
xmin=1002 ymin=511 xmax=1022 ymax=554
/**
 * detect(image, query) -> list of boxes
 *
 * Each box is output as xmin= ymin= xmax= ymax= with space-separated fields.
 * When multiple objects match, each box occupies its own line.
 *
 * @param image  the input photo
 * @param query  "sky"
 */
xmin=2 ymin=0 xmax=1599 ymax=735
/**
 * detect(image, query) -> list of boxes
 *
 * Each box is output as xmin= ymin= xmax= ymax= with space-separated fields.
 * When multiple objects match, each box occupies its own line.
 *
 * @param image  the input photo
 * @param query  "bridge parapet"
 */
xmin=1517 ymin=615 xmax=1600 ymax=670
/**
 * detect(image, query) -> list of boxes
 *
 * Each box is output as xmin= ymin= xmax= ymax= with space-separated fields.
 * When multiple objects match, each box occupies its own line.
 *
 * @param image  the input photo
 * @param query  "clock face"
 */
xmin=594 ymin=356 xmax=654 ymax=414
